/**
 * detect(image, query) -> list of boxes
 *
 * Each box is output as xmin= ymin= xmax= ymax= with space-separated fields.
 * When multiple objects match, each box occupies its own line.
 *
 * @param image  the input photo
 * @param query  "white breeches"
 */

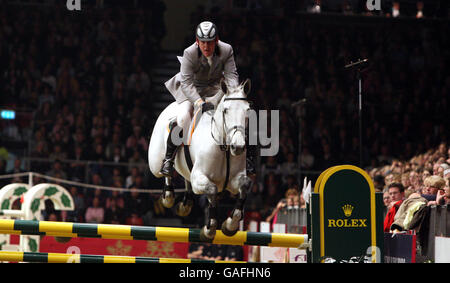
xmin=177 ymin=100 xmax=193 ymax=135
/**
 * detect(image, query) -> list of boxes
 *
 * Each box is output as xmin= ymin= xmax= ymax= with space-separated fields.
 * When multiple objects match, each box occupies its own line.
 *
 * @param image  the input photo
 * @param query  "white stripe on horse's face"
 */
xmin=221 ymin=90 xmax=249 ymax=156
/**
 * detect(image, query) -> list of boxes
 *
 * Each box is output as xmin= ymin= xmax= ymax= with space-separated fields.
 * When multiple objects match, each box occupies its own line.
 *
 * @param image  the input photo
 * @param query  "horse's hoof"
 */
xmin=176 ymin=199 xmax=193 ymax=217
xmin=199 ymin=220 xmax=217 ymax=241
xmin=199 ymin=227 xmax=216 ymax=241
xmin=160 ymin=191 xmax=175 ymax=208
xmin=221 ymin=220 xmax=238 ymax=237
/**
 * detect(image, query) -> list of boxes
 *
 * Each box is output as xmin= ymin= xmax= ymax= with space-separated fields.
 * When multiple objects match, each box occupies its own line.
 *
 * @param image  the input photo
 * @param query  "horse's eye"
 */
xmin=223 ymin=108 xmax=228 ymax=114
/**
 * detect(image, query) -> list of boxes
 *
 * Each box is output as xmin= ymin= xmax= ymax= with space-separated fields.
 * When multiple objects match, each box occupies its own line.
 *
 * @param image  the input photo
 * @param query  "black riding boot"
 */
xmin=159 ymin=120 xmax=179 ymax=177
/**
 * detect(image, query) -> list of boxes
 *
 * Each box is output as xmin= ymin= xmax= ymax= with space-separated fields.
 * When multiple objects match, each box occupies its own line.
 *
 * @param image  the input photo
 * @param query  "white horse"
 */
xmin=148 ymin=79 xmax=252 ymax=240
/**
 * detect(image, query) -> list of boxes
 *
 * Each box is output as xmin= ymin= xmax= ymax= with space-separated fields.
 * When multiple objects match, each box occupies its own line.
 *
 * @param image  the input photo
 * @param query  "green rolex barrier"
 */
xmin=307 ymin=165 xmax=384 ymax=263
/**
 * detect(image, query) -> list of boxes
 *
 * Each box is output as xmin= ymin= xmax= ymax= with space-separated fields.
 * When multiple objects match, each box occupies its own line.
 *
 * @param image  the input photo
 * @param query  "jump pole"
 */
xmin=0 ymin=219 xmax=308 ymax=248
xmin=0 ymin=250 xmax=245 ymax=263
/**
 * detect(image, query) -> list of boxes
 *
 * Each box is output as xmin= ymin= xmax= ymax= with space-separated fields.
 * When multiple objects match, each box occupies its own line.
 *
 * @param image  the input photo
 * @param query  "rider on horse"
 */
xmin=160 ymin=21 xmax=256 ymax=178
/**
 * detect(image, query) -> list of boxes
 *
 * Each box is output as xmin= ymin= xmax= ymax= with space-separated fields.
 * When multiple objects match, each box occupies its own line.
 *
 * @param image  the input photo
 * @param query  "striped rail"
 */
xmin=0 ymin=219 xmax=308 ymax=248
xmin=0 ymin=251 xmax=245 ymax=263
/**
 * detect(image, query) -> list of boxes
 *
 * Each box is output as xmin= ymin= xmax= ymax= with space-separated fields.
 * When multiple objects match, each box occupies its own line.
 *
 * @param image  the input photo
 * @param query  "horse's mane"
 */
xmin=228 ymin=81 xmax=246 ymax=94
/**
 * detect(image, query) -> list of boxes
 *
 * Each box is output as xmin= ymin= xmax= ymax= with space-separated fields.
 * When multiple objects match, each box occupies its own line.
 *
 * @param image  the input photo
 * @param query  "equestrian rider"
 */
xmin=160 ymin=21 xmax=256 ymax=177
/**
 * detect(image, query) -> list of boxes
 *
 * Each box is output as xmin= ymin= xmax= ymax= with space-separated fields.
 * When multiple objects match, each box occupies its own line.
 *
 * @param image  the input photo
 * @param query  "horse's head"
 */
xmin=216 ymin=78 xmax=251 ymax=156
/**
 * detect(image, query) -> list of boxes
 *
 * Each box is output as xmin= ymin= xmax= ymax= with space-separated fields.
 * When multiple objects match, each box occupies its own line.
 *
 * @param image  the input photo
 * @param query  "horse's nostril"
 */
xmin=231 ymin=145 xmax=236 ymax=150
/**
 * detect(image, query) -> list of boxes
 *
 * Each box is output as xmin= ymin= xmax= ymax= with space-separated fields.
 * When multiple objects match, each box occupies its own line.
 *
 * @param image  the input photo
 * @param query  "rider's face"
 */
xmin=197 ymin=38 xmax=217 ymax=58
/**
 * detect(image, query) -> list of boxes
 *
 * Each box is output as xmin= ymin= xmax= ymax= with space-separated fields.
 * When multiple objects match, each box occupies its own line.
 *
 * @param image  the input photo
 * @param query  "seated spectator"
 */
xmin=295 ymin=193 xmax=306 ymax=209
xmin=106 ymin=190 xmax=125 ymax=210
xmin=129 ymin=174 xmax=145 ymax=190
xmin=85 ymin=196 xmax=105 ymax=223
xmin=68 ymin=186 xmax=85 ymax=222
xmin=265 ymin=188 xmax=299 ymax=226
xmin=49 ymin=144 xmax=68 ymax=161
xmin=7 ymin=158 xmax=25 ymax=176
xmin=34 ymin=101 xmax=55 ymax=130
xmin=126 ymin=211 xmax=144 ymax=226
xmin=68 ymin=144 xmax=87 ymax=181
xmin=280 ymin=153 xmax=298 ymax=182
xmin=200 ymin=243 xmax=216 ymax=260
xmin=437 ymin=163 xmax=449 ymax=178
xmin=373 ymin=174 xmax=385 ymax=192
xmin=382 ymin=189 xmax=391 ymax=207
xmin=125 ymin=166 xmax=141 ymax=188
xmin=387 ymin=182 xmax=405 ymax=209
xmin=104 ymin=197 xmax=125 ymax=224
xmin=128 ymin=149 xmax=146 ymax=172
xmin=112 ymin=170 xmax=125 ymax=187
xmin=261 ymin=156 xmax=281 ymax=176
xmin=408 ymin=170 xmax=422 ymax=193
xmin=109 ymin=145 xmax=127 ymax=164
xmin=188 ymin=243 xmax=204 ymax=259
xmin=299 ymin=146 xmax=315 ymax=170
xmin=124 ymin=188 xmax=149 ymax=218
xmin=45 ymin=159 xmax=68 ymax=180
xmin=383 ymin=183 xmax=406 ymax=232
xmin=224 ymin=245 xmax=244 ymax=261
xmin=105 ymin=132 xmax=126 ymax=160
xmin=86 ymin=174 xmax=106 ymax=201
xmin=389 ymin=193 xmax=428 ymax=232
xmin=420 ymin=175 xmax=446 ymax=205
xmin=280 ymin=174 xmax=299 ymax=193
xmin=439 ymin=178 xmax=450 ymax=205
xmin=126 ymin=126 xmax=148 ymax=157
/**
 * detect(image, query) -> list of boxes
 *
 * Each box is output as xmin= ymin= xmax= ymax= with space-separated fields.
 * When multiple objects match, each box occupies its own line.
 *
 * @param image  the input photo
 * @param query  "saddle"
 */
xmin=166 ymin=108 xmax=231 ymax=191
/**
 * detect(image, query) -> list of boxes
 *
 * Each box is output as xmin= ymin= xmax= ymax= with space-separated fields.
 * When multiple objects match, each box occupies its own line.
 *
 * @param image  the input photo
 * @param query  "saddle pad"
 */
xmin=187 ymin=107 xmax=202 ymax=145
xmin=165 ymin=108 xmax=202 ymax=145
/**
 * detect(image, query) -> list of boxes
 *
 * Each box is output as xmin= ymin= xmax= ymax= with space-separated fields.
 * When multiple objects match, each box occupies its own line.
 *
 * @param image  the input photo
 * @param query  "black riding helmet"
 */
xmin=196 ymin=21 xmax=217 ymax=42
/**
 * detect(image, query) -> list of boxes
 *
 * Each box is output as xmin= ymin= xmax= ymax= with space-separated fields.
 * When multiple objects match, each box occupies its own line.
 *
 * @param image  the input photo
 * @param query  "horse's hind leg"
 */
xmin=160 ymin=177 xmax=175 ymax=208
xmin=176 ymin=180 xmax=194 ymax=217
xmin=221 ymin=175 xmax=252 ymax=236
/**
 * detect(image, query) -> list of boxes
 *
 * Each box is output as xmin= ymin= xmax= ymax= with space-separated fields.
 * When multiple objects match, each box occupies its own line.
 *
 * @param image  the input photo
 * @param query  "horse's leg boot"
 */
xmin=160 ymin=120 xmax=179 ymax=177
xmin=245 ymin=125 xmax=257 ymax=176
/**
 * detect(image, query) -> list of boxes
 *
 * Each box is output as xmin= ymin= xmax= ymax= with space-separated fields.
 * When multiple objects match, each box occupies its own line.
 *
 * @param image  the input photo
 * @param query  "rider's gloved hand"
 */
xmin=202 ymin=102 xmax=214 ymax=113
xmin=195 ymin=98 xmax=214 ymax=113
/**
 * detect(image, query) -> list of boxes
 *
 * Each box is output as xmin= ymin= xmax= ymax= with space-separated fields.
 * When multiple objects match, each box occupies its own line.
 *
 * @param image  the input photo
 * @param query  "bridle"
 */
xmin=211 ymin=97 xmax=248 ymax=151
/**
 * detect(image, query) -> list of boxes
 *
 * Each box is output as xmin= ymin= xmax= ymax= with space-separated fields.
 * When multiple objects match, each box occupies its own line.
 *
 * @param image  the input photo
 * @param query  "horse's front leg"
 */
xmin=221 ymin=173 xmax=252 ymax=236
xmin=191 ymin=171 xmax=218 ymax=240
xmin=160 ymin=176 xmax=175 ymax=208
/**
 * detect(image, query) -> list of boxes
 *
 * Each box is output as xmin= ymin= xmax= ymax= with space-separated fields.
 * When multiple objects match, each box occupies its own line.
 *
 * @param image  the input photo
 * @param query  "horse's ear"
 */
xmin=243 ymin=78 xmax=251 ymax=95
xmin=221 ymin=79 xmax=228 ymax=95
